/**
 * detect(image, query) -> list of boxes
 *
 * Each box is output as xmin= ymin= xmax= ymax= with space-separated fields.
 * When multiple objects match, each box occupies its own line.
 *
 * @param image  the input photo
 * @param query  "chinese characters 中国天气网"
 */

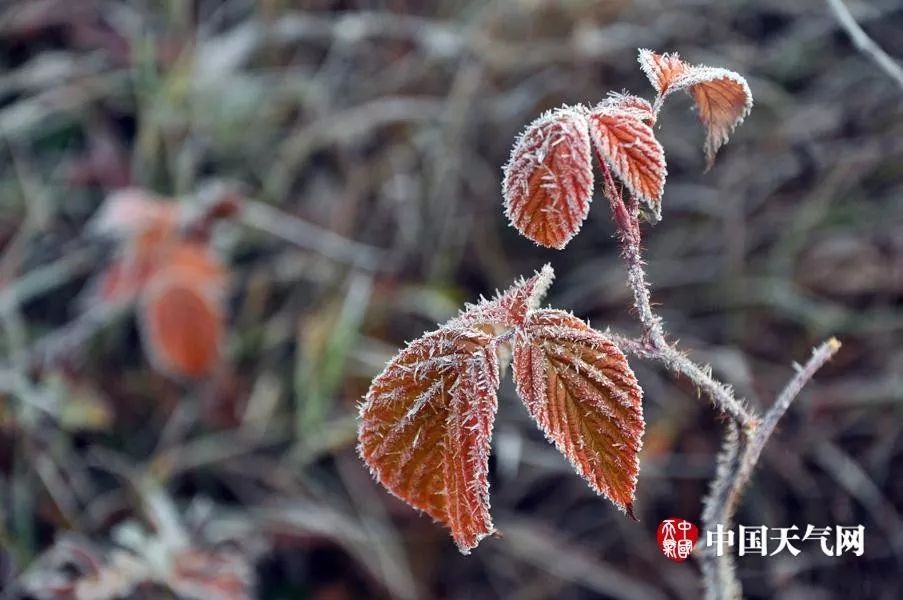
xmin=705 ymin=525 xmax=864 ymax=557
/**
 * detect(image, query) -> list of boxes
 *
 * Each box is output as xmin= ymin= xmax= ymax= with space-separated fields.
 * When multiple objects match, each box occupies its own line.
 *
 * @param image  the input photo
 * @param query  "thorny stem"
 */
xmin=601 ymin=162 xmax=841 ymax=599
xmin=625 ymin=338 xmax=756 ymax=430
xmin=599 ymin=161 xmax=755 ymax=428
xmin=699 ymin=339 xmax=840 ymax=600
xmin=698 ymin=421 xmax=743 ymax=600
xmin=711 ymin=338 xmax=842 ymax=525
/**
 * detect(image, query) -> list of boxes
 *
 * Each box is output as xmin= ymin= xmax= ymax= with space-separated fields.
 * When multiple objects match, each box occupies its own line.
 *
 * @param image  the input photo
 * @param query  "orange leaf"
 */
xmin=358 ymin=327 xmax=500 ymax=553
xmin=637 ymin=49 xmax=690 ymax=97
xmin=138 ymin=245 xmax=226 ymax=379
xmin=685 ymin=72 xmax=752 ymax=169
xmin=512 ymin=309 xmax=644 ymax=515
xmin=161 ymin=243 xmax=229 ymax=289
xmin=91 ymin=189 xmax=183 ymax=291
xmin=453 ymin=263 xmax=554 ymax=330
xmin=588 ymin=106 xmax=667 ymax=218
xmin=603 ymin=92 xmax=656 ymax=125
xmin=638 ymin=49 xmax=752 ymax=169
xmin=503 ymin=108 xmax=594 ymax=249
xmin=90 ymin=258 xmax=156 ymax=306
xmin=88 ymin=190 xmax=232 ymax=379
xmin=140 ymin=279 xmax=223 ymax=378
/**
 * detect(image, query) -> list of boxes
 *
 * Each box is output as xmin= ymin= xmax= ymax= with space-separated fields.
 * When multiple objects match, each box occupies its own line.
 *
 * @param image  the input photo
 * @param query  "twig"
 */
xmin=812 ymin=440 xmax=903 ymax=553
xmin=601 ymin=161 xmax=756 ymax=429
xmin=699 ymin=338 xmax=841 ymax=600
xmin=748 ymin=338 xmax=841 ymax=467
xmin=825 ymin=0 xmax=903 ymax=90
xmin=28 ymin=303 xmax=129 ymax=370
xmin=239 ymin=199 xmax=391 ymax=272
xmin=604 ymin=156 xmax=840 ymax=598
xmin=0 ymin=247 xmax=98 ymax=313
xmin=497 ymin=518 xmax=670 ymax=600
xmin=699 ymin=422 xmax=743 ymax=600
xmin=611 ymin=332 xmax=755 ymax=428
xmin=264 ymin=97 xmax=445 ymax=203
xmin=660 ymin=344 xmax=754 ymax=429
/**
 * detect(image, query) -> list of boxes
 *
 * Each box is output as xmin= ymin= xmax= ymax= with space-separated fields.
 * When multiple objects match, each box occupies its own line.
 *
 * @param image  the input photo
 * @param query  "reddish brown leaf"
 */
xmin=138 ymin=244 xmax=226 ymax=379
xmin=161 ymin=243 xmax=229 ymax=288
xmin=588 ymin=107 xmax=667 ymax=218
xmin=453 ymin=264 xmax=555 ymax=330
xmin=512 ymin=309 xmax=644 ymax=515
xmin=89 ymin=190 xmax=233 ymax=379
xmin=603 ymin=92 xmax=656 ymax=125
xmin=358 ymin=327 xmax=501 ymax=553
xmin=503 ymin=108 xmax=594 ymax=249
xmin=140 ymin=281 xmax=222 ymax=378
xmin=638 ymin=49 xmax=752 ymax=169
xmin=684 ymin=72 xmax=752 ymax=169
xmin=637 ymin=49 xmax=690 ymax=97
xmin=90 ymin=257 xmax=156 ymax=306
xmin=447 ymin=264 xmax=555 ymax=377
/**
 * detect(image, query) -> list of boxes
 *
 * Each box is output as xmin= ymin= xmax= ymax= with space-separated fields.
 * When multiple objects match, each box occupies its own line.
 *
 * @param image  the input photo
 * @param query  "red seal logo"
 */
xmin=657 ymin=518 xmax=699 ymax=561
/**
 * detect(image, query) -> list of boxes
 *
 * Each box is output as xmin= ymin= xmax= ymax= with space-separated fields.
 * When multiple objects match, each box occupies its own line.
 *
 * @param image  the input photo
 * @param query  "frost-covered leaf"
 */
xmin=451 ymin=264 xmax=555 ymax=374
xmin=453 ymin=264 xmax=555 ymax=330
xmin=503 ymin=107 xmax=594 ymax=249
xmin=637 ymin=49 xmax=691 ymax=97
xmin=684 ymin=71 xmax=752 ymax=169
xmin=638 ymin=49 xmax=752 ymax=169
xmin=512 ymin=309 xmax=644 ymax=515
xmin=358 ymin=327 xmax=500 ymax=553
xmin=601 ymin=92 xmax=656 ymax=124
xmin=588 ymin=106 xmax=666 ymax=218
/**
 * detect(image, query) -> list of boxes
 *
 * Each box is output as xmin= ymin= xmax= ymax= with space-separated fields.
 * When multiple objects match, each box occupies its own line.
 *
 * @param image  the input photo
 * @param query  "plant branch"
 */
xmin=600 ymin=164 xmax=756 ymax=429
xmin=239 ymin=199 xmax=391 ymax=272
xmin=717 ymin=338 xmax=840 ymax=521
xmin=825 ymin=0 xmax=903 ymax=90
xmin=603 ymin=163 xmax=840 ymax=598
xmin=609 ymin=332 xmax=755 ymax=428
xmin=699 ymin=421 xmax=743 ymax=600
xmin=699 ymin=337 xmax=840 ymax=600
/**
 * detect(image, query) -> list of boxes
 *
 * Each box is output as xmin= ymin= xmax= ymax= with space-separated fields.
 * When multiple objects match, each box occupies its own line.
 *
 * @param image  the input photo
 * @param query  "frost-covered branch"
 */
xmin=699 ymin=338 xmax=840 ymax=600
xmin=604 ymin=167 xmax=756 ymax=430
xmin=606 ymin=162 xmax=839 ymax=600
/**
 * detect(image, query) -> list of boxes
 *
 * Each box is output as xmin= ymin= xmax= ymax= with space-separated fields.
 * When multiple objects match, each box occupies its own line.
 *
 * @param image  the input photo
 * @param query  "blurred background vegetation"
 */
xmin=0 ymin=0 xmax=901 ymax=598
